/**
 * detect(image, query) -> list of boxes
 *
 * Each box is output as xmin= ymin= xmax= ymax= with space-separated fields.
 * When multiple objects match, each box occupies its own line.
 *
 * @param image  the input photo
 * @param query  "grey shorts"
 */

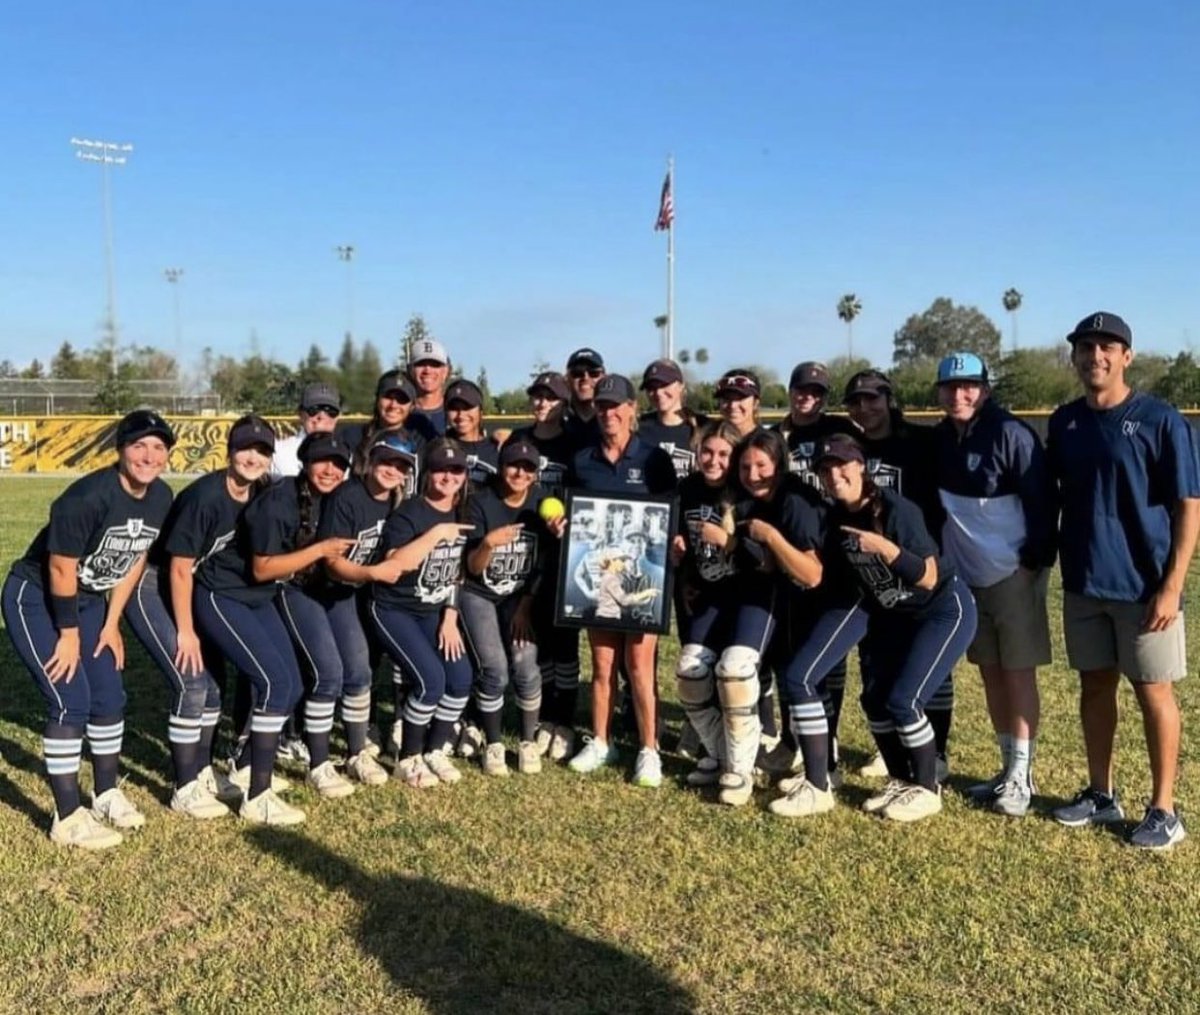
xmin=967 ymin=567 xmax=1052 ymax=670
xmin=1062 ymin=592 xmax=1187 ymax=683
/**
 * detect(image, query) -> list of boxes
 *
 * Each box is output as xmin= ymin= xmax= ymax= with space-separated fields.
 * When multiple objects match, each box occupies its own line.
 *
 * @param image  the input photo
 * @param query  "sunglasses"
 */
xmin=505 ymin=461 xmax=538 ymax=473
xmin=569 ymin=368 xmax=604 ymax=380
xmin=304 ymin=404 xmax=341 ymax=418
xmin=380 ymin=391 xmax=412 ymax=404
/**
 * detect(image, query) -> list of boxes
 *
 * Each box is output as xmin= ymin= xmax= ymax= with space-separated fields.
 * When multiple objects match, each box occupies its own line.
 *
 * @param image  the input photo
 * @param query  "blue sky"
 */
xmin=2 ymin=2 xmax=1197 ymax=390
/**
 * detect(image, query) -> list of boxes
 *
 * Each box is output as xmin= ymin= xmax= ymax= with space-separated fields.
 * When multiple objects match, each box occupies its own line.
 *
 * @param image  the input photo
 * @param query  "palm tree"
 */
xmin=653 ymin=314 xmax=669 ymax=355
xmin=678 ymin=348 xmax=691 ymax=365
xmin=1002 ymin=288 xmax=1023 ymax=350
xmin=837 ymin=294 xmax=862 ymax=358
xmin=695 ymin=347 xmax=709 ymax=365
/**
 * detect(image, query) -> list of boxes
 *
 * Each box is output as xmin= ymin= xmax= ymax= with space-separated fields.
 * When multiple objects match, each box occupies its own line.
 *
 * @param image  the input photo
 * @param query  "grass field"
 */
xmin=2 ymin=477 xmax=1199 ymax=1014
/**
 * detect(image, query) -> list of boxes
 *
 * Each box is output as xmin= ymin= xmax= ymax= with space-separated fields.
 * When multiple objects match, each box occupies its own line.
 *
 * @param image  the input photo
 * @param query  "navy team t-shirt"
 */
xmin=509 ymin=426 xmax=578 ymax=499
xmin=373 ymin=497 xmax=468 ymax=613
xmin=316 ymin=476 xmax=394 ymax=595
xmin=464 ymin=485 xmax=546 ymax=602
xmin=1048 ymin=391 xmax=1200 ymax=602
xmin=13 ymin=466 xmax=172 ymax=598
xmin=735 ymin=485 xmax=825 ymax=595
xmin=637 ymin=414 xmax=702 ymax=479
xmin=677 ymin=474 xmax=739 ymax=590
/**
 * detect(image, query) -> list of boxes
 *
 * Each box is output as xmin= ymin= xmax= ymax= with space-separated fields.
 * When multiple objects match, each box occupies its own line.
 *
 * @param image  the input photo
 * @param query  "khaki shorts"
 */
xmin=967 ymin=567 xmax=1052 ymax=669
xmin=1062 ymin=592 xmax=1187 ymax=683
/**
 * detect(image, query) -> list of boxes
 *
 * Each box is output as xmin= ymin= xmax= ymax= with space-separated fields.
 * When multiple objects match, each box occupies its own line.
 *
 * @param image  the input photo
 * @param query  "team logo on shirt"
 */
xmin=414 ymin=536 xmax=467 ymax=604
xmin=78 ymin=519 xmax=160 ymax=592
xmin=966 ymin=453 xmax=982 ymax=471
xmin=1122 ymin=421 xmax=1141 ymax=437
xmin=685 ymin=506 xmax=736 ymax=582
xmin=482 ymin=531 xmax=538 ymax=596
xmin=660 ymin=442 xmax=696 ymax=478
xmin=866 ymin=459 xmax=903 ymax=493
xmin=627 ymin=467 xmax=643 ymax=484
xmin=537 ymin=457 xmax=568 ymax=497
xmin=349 ymin=521 xmax=385 ymax=566
xmin=193 ymin=529 xmax=236 ymax=573
xmin=466 ymin=454 xmax=498 ymax=485
xmin=842 ymin=536 xmax=912 ymax=610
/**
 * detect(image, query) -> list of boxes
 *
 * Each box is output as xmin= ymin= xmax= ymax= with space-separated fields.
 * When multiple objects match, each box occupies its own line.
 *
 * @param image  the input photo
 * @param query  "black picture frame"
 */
xmin=554 ymin=489 xmax=678 ymax=635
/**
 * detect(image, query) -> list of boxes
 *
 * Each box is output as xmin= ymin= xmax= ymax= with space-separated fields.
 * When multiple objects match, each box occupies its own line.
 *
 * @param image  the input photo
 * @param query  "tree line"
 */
xmin=12 ymin=300 xmax=1200 ymax=415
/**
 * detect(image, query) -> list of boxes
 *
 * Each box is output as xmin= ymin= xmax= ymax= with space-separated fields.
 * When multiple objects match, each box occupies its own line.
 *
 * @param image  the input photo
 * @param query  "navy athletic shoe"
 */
xmin=1127 ymin=807 xmax=1187 ymax=850
xmin=1052 ymin=787 xmax=1125 ymax=828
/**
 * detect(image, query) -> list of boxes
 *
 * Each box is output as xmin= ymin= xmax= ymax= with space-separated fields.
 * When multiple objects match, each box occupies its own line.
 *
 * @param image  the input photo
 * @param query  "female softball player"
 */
xmin=816 ymin=433 xmax=976 ymax=823
xmin=460 ymin=438 xmax=561 ymax=775
xmin=342 ymin=369 xmax=426 ymax=478
xmin=638 ymin=358 xmax=705 ymax=478
xmin=445 ymin=378 xmax=499 ymax=486
xmin=370 ymin=437 xmax=476 ymax=788
xmin=715 ymin=368 xmax=764 ymax=439
xmin=2 ymin=409 xmax=175 ymax=848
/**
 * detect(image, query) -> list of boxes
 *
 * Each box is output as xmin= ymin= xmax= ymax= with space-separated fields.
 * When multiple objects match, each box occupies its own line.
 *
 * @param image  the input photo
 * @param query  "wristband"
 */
xmin=50 ymin=594 xmax=80 ymax=630
xmin=891 ymin=549 xmax=926 ymax=586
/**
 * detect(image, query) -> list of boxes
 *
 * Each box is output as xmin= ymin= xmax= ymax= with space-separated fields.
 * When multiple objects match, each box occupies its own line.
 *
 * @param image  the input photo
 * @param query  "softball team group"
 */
xmin=6 ymin=312 xmax=1198 ymax=852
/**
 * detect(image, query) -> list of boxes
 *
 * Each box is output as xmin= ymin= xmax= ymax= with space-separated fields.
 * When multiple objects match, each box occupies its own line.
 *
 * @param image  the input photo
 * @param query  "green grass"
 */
xmin=2 ymin=477 xmax=1199 ymax=1013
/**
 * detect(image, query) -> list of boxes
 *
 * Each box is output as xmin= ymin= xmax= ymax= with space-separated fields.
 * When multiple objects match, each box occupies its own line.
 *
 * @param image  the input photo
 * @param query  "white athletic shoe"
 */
xmin=757 ymin=739 xmax=800 ymax=777
xmin=170 ymin=779 xmax=231 ymax=820
xmin=396 ymin=755 xmax=439 ymax=789
xmin=50 ymin=807 xmax=123 ymax=850
xmin=229 ymin=764 xmax=290 ymax=795
xmin=534 ymin=723 xmax=555 ymax=757
xmin=199 ymin=763 xmax=243 ymax=804
xmin=568 ymin=737 xmax=618 ymax=774
xmin=346 ymin=751 xmax=389 ymax=787
xmin=862 ymin=779 xmax=908 ymax=814
xmin=768 ymin=778 xmax=835 ymax=818
xmin=633 ymin=748 xmax=663 ymax=789
xmin=482 ymin=742 xmax=510 ymax=778
xmin=92 ymin=786 xmax=146 ymax=830
xmin=275 ymin=736 xmax=310 ymax=766
xmin=718 ymin=772 xmax=754 ymax=808
xmin=307 ymin=760 xmax=356 ymax=799
xmin=881 ymin=784 xmax=943 ymax=823
xmin=517 ymin=740 xmax=542 ymax=775
xmin=858 ymin=751 xmax=889 ymax=778
xmin=686 ymin=756 xmax=721 ymax=787
xmin=456 ymin=723 xmax=485 ymax=760
xmin=424 ymin=749 xmax=463 ymax=784
xmin=239 ymin=788 xmax=306 ymax=826
xmin=364 ymin=723 xmax=383 ymax=759
xmin=549 ymin=726 xmax=576 ymax=763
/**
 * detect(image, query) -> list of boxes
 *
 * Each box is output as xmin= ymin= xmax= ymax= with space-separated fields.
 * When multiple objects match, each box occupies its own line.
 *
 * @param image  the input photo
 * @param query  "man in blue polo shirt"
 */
xmin=1047 ymin=312 xmax=1200 ymax=849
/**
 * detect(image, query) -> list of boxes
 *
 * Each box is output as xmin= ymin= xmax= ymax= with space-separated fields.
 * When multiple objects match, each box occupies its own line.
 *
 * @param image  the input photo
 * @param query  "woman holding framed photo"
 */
xmin=564 ymin=374 xmax=677 ymax=789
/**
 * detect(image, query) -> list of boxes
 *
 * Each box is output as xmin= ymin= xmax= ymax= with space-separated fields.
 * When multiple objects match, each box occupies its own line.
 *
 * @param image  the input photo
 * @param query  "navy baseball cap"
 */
xmin=789 ymin=362 xmax=831 ymax=392
xmin=593 ymin=373 xmax=637 ymax=405
xmin=1067 ymin=311 xmax=1133 ymax=348
xmin=299 ymin=381 xmax=341 ymax=410
xmin=116 ymin=409 xmax=176 ymax=450
xmin=445 ymin=379 xmax=484 ymax=409
xmin=937 ymin=352 xmax=989 ymax=385
xmin=641 ymin=359 xmax=684 ymax=389
xmin=500 ymin=438 xmax=540 ymax=468
xmin=715 ymin=370 xmax=761 ymax=399
xmin=844 ymin=370 xmax=892 ymax=402
xmin=567 ymin=347 xmax=605 ymax=371
xmin=425 ymin=440 xmax=468 ymax=471
xmin=227 ymin=414 xmax=276 ymax=453
xmin=376 ymin=370 xmax=417 ymax=401
xmin=526 ymin=371 xmax=570 ymax=401
xmin=815 ymin=433 xmax=866 ymax=466
xmin=298 ymin=432 xmax=352 ymax=467
xmin=369 ymin=434 xmax=418 ymax=467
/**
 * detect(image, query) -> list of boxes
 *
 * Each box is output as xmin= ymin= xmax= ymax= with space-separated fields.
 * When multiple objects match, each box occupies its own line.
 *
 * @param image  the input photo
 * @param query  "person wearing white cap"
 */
xmin=408 ymin=338 xmax=452 ymax=441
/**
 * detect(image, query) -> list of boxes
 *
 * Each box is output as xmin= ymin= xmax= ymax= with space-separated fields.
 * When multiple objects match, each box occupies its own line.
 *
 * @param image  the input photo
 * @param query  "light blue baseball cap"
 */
xmin=937 ymin=352 xmax=989 ymax=385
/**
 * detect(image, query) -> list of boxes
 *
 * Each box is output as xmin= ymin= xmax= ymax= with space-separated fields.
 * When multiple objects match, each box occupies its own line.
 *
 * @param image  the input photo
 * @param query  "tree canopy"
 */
xmin=893 ymin=297 xmax=1002 ymax=367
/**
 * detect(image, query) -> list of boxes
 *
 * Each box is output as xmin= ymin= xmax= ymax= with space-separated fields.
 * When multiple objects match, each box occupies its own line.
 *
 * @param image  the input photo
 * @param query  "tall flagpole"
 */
xmin=666 ymin=155 xmax=675 ymax=361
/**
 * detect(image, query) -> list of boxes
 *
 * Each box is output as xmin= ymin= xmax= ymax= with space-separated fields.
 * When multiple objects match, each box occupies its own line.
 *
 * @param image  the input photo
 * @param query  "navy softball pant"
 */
xmin=277 ymin=585 xmax=373 ymax=702
xmin=459 ymin=588 xmax=540 ymax=713
xmin=192 ymin=587 xmax=303 ymax=721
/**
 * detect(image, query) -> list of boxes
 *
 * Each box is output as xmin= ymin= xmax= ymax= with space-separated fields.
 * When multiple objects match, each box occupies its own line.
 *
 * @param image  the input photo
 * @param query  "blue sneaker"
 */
xmin=1127 ymin=807 xmax=1187 ymax=850
xmin=1053 ymin=787 xmax=1125 ymax=827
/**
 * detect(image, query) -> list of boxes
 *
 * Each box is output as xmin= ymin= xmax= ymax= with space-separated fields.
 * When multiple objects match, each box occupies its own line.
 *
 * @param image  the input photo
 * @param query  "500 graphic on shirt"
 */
xmin=844 ymin=545 xmax=912 ymax=609
xmin=79 ymin=520 xmax=159 ymax=591
xmin=415 ymin=541 xmax=466 ymax=604
xmin=483 ymin=532 xmax=538 ymax=596
xmin=684 ymin=507 xmax=736 ymax=582
xmin=349 ymin=522 xmax=384 ymax=566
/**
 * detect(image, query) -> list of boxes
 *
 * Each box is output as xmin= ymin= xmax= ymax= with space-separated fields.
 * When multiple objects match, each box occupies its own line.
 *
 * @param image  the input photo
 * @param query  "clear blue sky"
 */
xmin=2 ymin=1 xmax=1197 ymax=390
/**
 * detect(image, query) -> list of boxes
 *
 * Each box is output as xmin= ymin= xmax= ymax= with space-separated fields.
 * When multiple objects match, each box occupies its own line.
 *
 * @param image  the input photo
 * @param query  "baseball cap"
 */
xmin=499 ymin=438 xmax=540 ymax=468
xmin=425 ymin=440 xmax=468 ymax=471
xmin=369 ymin=434 xmax=418 ymax=467
xmin=1067 ymin=311 xmax=1133 ymax=348
xmin=298 ymin=432 xmax=353 ymax=467
xmin=299 ymin=381 xmax=341 ymax=410
xmin=641 ymin=359 xmax=684 ymax=389
xmin=815 ymin=433 xmax=866 ymax=466
xmin=566 ymin=347 xmax=605 ymax=371
xmin=593 ymin=373 xmax=637 ymax=405
xmin=789 ymin=362 xmax=831 ymax=392
xmin=844 ymin=370 xmax=892 ymax=402
xmin=116 ymin=409 xmax=176 ymax=450
xmin=227 ymin=415 xmax=276 ymax=453
xmin=445 ymin=379 xmax=484 ymax=409
xmin=410 ymin=338 xmax=449 ymax=366
xmin=937 ymin=352 xmax=989 ymax=385
xmin=376 ymin=370 xmax=417 ymax=401
xmin=715 ymin=370 xmax=762 ymax=399
xmin=526 ymin=371 xmax=570 ymax=401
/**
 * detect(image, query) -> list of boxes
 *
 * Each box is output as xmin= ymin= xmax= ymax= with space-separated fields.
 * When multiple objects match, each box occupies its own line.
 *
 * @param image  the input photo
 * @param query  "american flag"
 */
xmin=654 ymin=171 xmax=673 ymax=231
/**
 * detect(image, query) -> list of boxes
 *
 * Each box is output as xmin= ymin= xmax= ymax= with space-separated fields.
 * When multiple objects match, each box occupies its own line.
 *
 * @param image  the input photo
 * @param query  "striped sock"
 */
xmin=44 ymin=725 xmax=84 ymax=816
xmin=304 ymin=699 xmax=336 ymax=768
xmin=341 ymin=691 xmax=371 ymax=756
xmin=87 ymin=718 xmax=124 ymax=795
xmin=249 ymin=713 xmax=287 ymax=798
xmin=168 ymin=715 xmax=203 ymax=786
xmin=789 ymin=700 xmax=830 ymax=790
xmin=477 ymin=692 xmax=505 ymax=744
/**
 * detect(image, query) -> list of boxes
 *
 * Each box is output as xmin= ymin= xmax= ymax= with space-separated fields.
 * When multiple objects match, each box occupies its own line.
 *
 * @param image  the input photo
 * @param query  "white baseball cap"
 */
xmin=411 ymin=338 xmax=449 ymax=366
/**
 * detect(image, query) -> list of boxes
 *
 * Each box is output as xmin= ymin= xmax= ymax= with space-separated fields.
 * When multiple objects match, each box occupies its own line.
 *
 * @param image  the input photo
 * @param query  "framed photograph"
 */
xmin=555 ymin=489 xmax=678 ymax=635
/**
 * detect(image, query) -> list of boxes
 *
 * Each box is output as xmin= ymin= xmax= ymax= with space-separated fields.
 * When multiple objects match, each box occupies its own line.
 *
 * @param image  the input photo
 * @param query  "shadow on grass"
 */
xmin=0 ymin=734 xmax=52 ymax=829
xmin=247 ymin=829 xmax=695 ymax=1015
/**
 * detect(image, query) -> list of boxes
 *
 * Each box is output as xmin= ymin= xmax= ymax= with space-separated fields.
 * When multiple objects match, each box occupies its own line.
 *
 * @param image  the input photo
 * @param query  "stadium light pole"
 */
xmin=71 ymin=136 xmax=133 ymax=379
xmin=335 ymin=244 xmax=355 ymax=340
xmin=164 ymin=268 xmax=184 ymax=382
